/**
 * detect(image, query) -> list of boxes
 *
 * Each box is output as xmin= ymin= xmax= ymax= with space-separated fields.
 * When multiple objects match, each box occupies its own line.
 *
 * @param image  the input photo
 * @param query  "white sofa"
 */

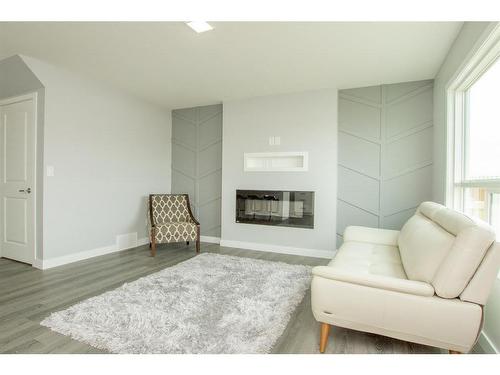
xmin=312 ymin=202 xmax=500 ymax=353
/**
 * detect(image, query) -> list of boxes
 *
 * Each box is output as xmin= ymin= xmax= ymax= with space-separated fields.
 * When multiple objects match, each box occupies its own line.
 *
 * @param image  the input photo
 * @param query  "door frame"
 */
xmin=0 ymin=92 xmax=39 ymax=265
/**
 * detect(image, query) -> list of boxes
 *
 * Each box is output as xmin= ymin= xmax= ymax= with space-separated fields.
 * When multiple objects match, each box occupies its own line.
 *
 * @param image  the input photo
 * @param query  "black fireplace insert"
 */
xmin=235 ymin=190 xmax=314 ymax=229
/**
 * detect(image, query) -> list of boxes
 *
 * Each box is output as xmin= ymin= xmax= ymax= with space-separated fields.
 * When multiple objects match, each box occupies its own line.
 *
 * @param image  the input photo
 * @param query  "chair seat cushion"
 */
xmin=155 ymin=222 xmax=197 ymax=243
xmin=329 ymin=241 xmax=407 ymax=280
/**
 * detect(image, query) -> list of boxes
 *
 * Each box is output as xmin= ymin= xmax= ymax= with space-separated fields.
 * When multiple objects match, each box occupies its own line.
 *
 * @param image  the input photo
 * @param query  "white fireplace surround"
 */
xmin=244 ymin=152 xmax=308 ymax=172
xmin=222 ymin=89 xmax=337 ymax=259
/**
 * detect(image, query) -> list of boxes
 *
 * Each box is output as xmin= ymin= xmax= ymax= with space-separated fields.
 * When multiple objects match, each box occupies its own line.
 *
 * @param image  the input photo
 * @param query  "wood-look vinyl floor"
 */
xmin=0 ymin=243 xmax=480 ymax=354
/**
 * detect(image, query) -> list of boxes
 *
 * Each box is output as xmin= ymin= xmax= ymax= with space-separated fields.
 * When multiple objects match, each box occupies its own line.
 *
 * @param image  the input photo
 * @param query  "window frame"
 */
xmin=446 ymin=26 xmax=500 ymax=280
xmin=446 ymin=25 xmax=500 ymax=214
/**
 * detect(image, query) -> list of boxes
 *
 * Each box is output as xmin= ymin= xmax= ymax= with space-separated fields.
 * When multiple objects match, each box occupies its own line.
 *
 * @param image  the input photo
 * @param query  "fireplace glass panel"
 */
xmin=236 ymin=190 xmax=314 ymax=229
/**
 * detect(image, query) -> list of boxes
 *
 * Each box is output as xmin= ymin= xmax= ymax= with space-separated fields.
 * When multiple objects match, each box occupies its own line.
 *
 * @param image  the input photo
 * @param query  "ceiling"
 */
xmin=0 ymin=22 xmax=462 ymax=109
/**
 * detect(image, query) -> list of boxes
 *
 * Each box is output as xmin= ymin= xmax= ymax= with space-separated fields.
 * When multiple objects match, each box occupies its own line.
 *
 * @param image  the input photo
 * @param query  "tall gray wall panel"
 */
xmin=337 ymin=80 xmax=433 ymax=247
xmin=171 ymin=104 xmax=222 ymax=237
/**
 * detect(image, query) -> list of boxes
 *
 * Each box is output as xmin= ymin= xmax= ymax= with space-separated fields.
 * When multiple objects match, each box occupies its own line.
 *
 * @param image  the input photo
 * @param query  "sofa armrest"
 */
xmin=343 ymin=226 xmax=400 ymax=246
xmin=312 ymin=266 xmax=435 ymax=297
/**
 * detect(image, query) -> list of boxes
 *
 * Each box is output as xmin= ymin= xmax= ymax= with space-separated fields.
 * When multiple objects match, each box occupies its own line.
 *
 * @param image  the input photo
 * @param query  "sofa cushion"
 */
xmin=313 ymin=266 xmax=434 ymax=296
xmin=330 ymin=241 xmax=407 ymax=280
xmin=343 ymin=226 xmax=399 ymax=246
xmin=398 ymin=213 xmax=455 ymax=283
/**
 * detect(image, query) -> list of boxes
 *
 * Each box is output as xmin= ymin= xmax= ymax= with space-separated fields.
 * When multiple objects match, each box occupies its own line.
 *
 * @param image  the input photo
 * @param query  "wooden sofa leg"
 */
xmin=319 ymin=323 xmax=331 ymax=353
xmin=449 ymin=350 xmax=462 ymax=354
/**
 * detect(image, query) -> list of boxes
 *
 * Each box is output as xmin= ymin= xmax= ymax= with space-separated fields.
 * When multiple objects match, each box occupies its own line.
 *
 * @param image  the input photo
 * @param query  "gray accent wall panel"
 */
xmin=339 ymin=98 xmax=381 ymax=141
xmin=337 ymin=80 xmax=433 ymax=246
xmin=172 ymin=104 xmax=222 ymax=237
xmin=336 ymin=200 xmax=379 ymax=236
xmin=338 ymin=132 xmax=380 ymax=178
xmin=338 ymin=166 xmax=380 ymax=214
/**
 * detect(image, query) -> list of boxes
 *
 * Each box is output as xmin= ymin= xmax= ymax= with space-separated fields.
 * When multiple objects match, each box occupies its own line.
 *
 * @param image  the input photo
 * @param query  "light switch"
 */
xmin=269 ymin=136 xmax=281 ymax=146
xmin=47 ymin=165 xmax=55 ymax=177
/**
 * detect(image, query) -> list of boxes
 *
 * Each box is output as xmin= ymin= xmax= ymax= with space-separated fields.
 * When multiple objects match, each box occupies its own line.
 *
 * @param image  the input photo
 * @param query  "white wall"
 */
xmin=21 ymin=56 xmax=172 ymax=260
xmin=432 ymin=22 xmax=500 ymax=354
xmin=221 ymin=89 xmax=337 ymax=256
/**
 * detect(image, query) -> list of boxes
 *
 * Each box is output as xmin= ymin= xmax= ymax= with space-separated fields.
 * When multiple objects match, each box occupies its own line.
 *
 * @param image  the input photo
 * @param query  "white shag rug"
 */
xmin=41 ymin=253 xmax=311 ymax=354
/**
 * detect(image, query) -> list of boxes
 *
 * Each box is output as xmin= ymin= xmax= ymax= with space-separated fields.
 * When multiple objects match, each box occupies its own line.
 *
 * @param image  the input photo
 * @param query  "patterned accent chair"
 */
xmin=148 ymin=194 xmax=200 ymax=256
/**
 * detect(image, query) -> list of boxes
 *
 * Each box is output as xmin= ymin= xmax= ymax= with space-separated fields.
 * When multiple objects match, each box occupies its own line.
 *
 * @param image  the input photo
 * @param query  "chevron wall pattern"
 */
xmin=171 ymin=104 xmax=222 ymax=237
xmin=337 ymin=80 xmax=434 ymax=247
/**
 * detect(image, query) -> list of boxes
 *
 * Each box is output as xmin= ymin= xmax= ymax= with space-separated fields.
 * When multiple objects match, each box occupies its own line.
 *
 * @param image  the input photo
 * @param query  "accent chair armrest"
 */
xmin=312 ymin=266 xmax=435 ymax=297
xmin=184 ymin=194 xmax=200 ymax=226
xmin=343 ymin=226 xmax=400 ymax=246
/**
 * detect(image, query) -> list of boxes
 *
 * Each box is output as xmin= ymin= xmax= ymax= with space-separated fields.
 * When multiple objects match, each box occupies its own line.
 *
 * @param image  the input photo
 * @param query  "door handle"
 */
xmin=19 ymin=188 xmax=31 ymax=194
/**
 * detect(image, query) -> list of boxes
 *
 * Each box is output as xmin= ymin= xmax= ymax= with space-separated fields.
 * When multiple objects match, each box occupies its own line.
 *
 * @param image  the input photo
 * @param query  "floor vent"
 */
xmin=116 ymin=232 xmax=138 ymax=251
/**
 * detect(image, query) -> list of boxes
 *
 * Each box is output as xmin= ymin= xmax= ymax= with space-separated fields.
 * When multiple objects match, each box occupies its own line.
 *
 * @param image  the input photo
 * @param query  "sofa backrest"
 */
xmin=398 ymin=202 xmax=496 ymax=300
xmin=460 ymin=242 xmax=500 ymax=304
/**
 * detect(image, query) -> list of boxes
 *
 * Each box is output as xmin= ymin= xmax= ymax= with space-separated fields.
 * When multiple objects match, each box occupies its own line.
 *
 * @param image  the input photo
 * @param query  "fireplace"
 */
xmin=235 ymin=190 xmax=314 ymax=229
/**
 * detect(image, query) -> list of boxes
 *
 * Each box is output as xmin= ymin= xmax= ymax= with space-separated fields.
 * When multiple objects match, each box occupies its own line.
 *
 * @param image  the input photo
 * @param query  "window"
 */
xmin=465 ymin=59 xmax=500 ymax=181
xmin=447 ymin=30 xmax=500 ymax=236
xmin=462 ymin=59 xmax=500 ymax=234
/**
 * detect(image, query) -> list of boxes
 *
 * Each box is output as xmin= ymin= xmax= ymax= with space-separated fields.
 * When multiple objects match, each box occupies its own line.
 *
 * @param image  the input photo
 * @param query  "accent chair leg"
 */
xmin=151 ymin=241 xmax=156 ymax=257
xmin=186 ymin=241 xmax=189 ymax=245
xmin=150 ymin=230 xmax=157 ymax=257
xmin=196 ymin=225 xmax=200 ymax=254
xmin=319 ymin=323 xmax=331 ymax=353
xmin=449 ymin=350 xmax=462 ymax=354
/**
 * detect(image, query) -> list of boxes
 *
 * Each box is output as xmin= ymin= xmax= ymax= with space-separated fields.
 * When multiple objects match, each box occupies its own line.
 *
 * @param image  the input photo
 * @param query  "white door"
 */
xmin=0 ymin=96 xmax=36 ymax=264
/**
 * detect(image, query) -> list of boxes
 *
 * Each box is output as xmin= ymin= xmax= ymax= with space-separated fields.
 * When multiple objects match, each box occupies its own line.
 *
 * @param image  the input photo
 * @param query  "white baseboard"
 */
xmin=478 ymin=330 xmax=499 ymax=354
xmin=34 ymin=237 xmax=149 ymax=270
xmin=200 ymin=236 xmax=221 ymax=244
xmin=219 ymin=239 xmax=334 ymax=259
xmin=137 ymin=237 xmax=150 ymax=246
xmin=33 ymin=236 xmax=331 ymax=269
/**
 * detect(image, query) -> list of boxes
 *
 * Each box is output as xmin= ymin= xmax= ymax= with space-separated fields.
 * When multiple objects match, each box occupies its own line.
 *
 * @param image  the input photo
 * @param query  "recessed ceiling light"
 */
xmin=186 ymin=21 xmax=213 ymax=33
